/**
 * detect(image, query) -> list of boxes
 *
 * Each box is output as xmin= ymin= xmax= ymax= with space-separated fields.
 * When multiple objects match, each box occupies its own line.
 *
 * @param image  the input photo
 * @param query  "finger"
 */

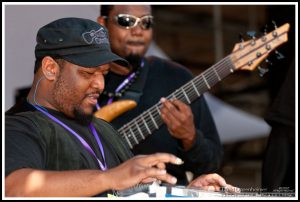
xmin=207 ymin=185 xmax=218 ymax=192
xmin=223 ymin=184 xmax=241 ymax=194
xmin=160 ymin=105 xmax=182 ymax=132
xmin=161 ymin=110 xmax=181 ymax=132
xmin=188 ymin=181 xmax=220 ymax=191
xmin=141 ymin=153 xmax=184 ymax=166
xmin=160 ymin=98 xmax=182 ymax=125
xmin=161 ymin=98 xmax=183 ymax=119
xmin=172 ymin=99 xmax=190 ymax=112
xmin=141 ymin=177 xmax=157 ymax=184
xmin=156 ymin=162 xmax=166 ymax=170
xmin=187 ymin=179 xmax=204 ymax=188
xmin=213 ymin=184 xmax=221 ymax=192
xmin=202 ymin=173 xmax=227 ymax=187
xmin=140 ymin=167 xmax=177 ymax=185
xmin=155 ymin=173 xmax=177 ymax=185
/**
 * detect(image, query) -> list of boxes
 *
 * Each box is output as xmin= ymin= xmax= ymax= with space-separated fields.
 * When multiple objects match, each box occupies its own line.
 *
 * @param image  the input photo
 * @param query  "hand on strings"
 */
xmin=160 ymin=97 xmax=196 ymax=150
xmin=187 ymin=173 xmax=241 ymax=194
xmin=105 ymin=153 xmax=184 ymax=190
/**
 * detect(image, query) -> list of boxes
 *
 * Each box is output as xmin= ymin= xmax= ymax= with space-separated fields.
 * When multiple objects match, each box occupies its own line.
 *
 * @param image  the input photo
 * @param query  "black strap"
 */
xmin=121 ymin=57 xmax=150 ymax=103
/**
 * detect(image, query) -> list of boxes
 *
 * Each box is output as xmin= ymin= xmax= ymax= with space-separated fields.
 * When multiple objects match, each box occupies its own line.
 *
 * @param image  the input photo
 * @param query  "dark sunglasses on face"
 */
xmin=114 ymin=14 xmax=154 ymax=30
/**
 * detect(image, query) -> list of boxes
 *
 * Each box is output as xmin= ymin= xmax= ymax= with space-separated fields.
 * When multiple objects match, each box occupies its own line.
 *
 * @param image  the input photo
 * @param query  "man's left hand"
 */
xmin=160 ymin=98 xmax=196 ymax=150
xmin=188 ymin=173 xmax=241 ymax=194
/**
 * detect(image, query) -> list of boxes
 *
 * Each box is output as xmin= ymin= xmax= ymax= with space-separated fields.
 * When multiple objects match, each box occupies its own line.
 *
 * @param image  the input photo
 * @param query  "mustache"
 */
xmin=126 ymin=40 xmax=145 ymax=45
xmin=85 ymin=90 xmax=102 ymax=98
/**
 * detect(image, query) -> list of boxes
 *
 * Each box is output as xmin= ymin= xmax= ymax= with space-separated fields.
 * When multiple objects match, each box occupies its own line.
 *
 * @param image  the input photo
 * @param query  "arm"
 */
xmin=5 ymin=153 xmax=183 ymax=197
xmin=5 ymin=168 xmax=108 ymax=197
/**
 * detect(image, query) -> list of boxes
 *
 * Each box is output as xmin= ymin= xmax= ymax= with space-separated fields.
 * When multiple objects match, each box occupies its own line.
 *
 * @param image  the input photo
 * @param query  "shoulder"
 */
xmin=5 ymin=111 xmax=62 ymax=138
xmin=5 ymin=111 xmax=56 ymax=146
xmin=6 ymin=111 xmax=48 ymax=128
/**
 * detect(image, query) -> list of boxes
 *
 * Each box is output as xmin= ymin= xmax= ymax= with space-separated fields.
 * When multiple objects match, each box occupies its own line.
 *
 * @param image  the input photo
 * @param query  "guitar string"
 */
xmin=119 ymin=33 xmax=279 ymax=146
xmin=121 ymin=56 xmax=241 ymax=145
xmin=120 ymin=57 xmax=238 ymax=145
xmin=119 ymin=56 xmax=235 ymax=145
xmin=121 ymin=57 xmax=241 ymax=145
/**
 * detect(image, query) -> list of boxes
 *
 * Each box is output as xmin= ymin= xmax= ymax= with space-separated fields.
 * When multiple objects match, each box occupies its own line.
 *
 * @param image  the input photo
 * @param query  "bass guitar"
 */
xmin=95 ymin=23 xmax=290 ymax=149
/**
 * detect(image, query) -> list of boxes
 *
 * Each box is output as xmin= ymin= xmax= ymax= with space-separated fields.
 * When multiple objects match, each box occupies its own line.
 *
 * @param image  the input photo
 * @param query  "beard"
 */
xmin=73 ymin=107 xmax=94 ymax=126
xmin=53 ymin=71 xmax=95 ymax=126
xmin=124 ymin=54 xmax=143 ymax=73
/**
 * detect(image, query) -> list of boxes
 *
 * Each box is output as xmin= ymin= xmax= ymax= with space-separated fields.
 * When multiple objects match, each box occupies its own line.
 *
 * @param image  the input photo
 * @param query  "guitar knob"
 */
xmin=246 ymin=31 xmax=256 ymax=39
xmin=239 ymin=33 xmax=245 ymax=42
xmin=275 ymin=50 xmax=285 ymax=60
xmin=258 ymin=66 xmax=269 ymax=77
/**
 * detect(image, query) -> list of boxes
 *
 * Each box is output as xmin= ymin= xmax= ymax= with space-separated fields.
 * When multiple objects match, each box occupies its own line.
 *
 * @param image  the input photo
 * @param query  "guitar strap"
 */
xmin=121 ymin=57 xmax=150 ymax=104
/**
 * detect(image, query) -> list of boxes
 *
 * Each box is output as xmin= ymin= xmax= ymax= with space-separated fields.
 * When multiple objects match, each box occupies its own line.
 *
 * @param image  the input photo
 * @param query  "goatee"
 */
xmin=125 ymin=54 xmax=142 ymax=73
xmin=73 ymin=108 xmax=94 ymax=125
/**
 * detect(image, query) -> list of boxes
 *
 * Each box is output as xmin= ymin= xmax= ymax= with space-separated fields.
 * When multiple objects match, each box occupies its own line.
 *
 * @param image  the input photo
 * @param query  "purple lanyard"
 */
xmin=96 ymin=60 xmax=145 ymax=110
xmin=32 ymin=104 xmax=107 ymax=171
xmin=107 ymin=71 xmax=136 ymax=105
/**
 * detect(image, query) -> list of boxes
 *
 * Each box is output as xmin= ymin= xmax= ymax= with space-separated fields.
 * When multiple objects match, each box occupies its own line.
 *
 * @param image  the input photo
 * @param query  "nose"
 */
xmin=131 ymin=22 xmax=144 ymax=35
xmin=91 ymin=73 xmax=105 ymax=91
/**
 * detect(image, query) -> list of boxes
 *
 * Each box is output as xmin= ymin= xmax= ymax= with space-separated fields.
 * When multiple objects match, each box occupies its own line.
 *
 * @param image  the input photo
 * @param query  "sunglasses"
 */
xmin=114 ymin=14 xmax=154 ymax=30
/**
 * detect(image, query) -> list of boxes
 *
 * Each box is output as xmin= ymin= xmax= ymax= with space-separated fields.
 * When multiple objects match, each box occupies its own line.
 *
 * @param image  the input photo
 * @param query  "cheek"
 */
xmin=146 ymin=31 xmax=153 ymax=42
xmin=109 ymin=28 xmax=129 ymax=56
xmin=54 ymin=76 xmax=83 ymax=107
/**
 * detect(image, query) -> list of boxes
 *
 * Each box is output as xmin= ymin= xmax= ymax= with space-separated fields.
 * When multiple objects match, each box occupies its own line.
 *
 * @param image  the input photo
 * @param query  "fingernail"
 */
xmin=171 ymin=177 xmax=177 ymax=184
xmin=235 ymin=187 xmax=241 ymax=193
xmin=175 ymin=158 xmax=184 ymax=165
xmin=159 ymin=169 xmax=167 ymax=174
xmin=160 ymin=97 xmax=166 ymax=103
xmin=208 ymin=186 xmax=215 ymax=192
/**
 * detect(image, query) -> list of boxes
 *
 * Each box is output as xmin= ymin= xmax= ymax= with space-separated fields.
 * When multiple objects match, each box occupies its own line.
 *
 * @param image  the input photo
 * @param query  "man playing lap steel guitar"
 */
xmin=5 ymin=17 xmax=239 ymax=197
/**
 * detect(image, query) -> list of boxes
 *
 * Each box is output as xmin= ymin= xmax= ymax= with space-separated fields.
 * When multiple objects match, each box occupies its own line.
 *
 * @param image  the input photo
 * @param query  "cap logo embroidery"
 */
xmin=82 ymin=28 xmax=109 ymax=45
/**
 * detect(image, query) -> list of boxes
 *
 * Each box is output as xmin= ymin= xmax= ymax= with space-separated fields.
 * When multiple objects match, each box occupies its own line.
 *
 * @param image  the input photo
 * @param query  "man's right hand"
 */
xmin=105 ymin=153 xmax=184 ymax=190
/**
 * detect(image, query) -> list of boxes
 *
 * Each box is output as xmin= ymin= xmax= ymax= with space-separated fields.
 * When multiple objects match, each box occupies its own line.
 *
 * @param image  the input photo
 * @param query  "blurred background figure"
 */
xmin=261 ymin=5 xmax=295 ymax=193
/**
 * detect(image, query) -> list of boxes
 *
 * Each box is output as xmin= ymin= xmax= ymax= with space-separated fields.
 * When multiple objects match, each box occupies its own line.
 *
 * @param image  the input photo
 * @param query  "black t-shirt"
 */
xmin=5 ymin=100 xmax=133 ymax=196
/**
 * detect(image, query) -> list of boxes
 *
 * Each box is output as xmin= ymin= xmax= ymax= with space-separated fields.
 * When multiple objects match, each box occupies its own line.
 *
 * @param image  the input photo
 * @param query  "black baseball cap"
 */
xmin=35 ymin=17 xmax=129 ymax=68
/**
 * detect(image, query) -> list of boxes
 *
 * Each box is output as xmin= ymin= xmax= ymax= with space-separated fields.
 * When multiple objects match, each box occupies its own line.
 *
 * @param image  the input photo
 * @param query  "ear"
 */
xmin=41 ymin=56 xmax=58 ymax=80
xmin=97 ymin=16 xmax=107 ymax=27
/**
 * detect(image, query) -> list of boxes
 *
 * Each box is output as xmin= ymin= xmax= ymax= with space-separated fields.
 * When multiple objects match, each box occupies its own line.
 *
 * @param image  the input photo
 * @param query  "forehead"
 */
xmin=63 ymin=60 xmax=110 ymax=71
xmin=111 ymin=5 xmax=152 ymax=16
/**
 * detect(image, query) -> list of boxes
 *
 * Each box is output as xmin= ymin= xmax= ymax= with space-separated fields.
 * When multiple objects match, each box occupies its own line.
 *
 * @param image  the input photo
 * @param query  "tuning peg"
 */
xmin=275 ymin=50 xmax=285 ymax=60
xmin=265 ymin=58 xmax=273 ymax=66
xmin=246 ymin=31 xmax=256 ymax=39
xmin=258 ymin=66 xmax=269 ymax=77
xmin=263 ymin=24 xmax=268 ymax=35
xmin=272 ymin=20 xmax=278 ymax=29
xmin=239 ymin=33 xmax=245 ymax=42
